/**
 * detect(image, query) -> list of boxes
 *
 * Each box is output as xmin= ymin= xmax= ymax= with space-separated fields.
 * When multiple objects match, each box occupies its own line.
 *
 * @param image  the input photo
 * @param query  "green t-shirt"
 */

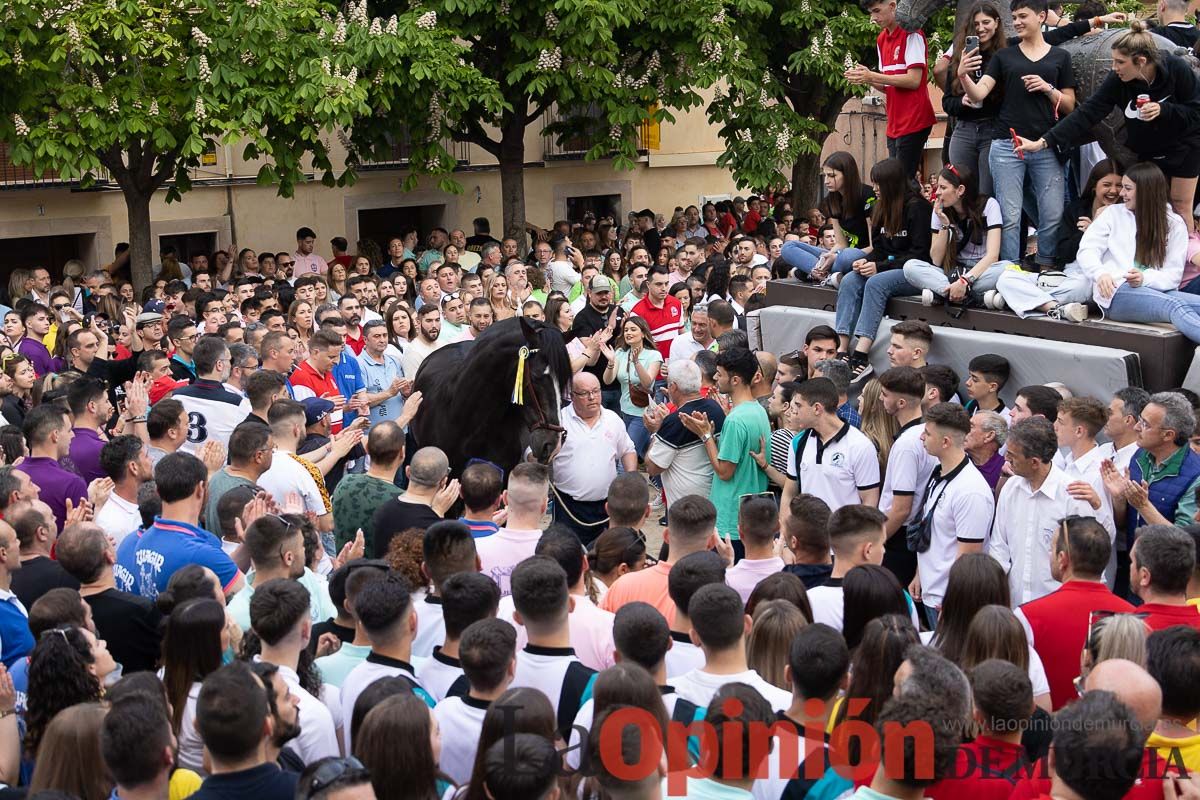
xmin=331 ymin=473 xmax=401 ymax=553
xmin=711 ymin=400 xmax=772 ymax=538
xmin=204 ymin=469 xmax=255 ymax=537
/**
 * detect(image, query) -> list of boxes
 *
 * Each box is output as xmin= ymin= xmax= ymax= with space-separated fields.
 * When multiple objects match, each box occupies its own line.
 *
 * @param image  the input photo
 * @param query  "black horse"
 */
xmin=409 ymin=316 xmax=572 ymax=478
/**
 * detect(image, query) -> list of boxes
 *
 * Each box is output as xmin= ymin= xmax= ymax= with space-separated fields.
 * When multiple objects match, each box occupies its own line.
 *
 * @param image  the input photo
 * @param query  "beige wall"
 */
xmin=0 ymin=93 xmax=741 ymax=268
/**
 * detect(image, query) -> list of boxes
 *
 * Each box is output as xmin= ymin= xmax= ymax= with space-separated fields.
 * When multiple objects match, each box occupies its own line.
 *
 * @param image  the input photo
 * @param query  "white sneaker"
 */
xmin=1054 ymin=302 xmax=1088 ymax=323
xmin=823 ymin=272 xmax=843 ymax=289
xmin=983 ymin=290 xmax=1007 ymax=311
xmin=921 ymin=289 xmax=937 ymax=306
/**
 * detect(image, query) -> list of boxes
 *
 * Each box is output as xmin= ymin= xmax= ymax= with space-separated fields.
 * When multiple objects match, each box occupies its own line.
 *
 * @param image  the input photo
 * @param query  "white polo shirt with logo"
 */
xmin=785 ymin=421 xmax=881 ymax=512
xmin=880 ymin=419 xmax=938 ymax=528
xmin=551 ymin=404 xmax=635 ymax=502
xmin=916 ymin=457 xmax=996 ymax=610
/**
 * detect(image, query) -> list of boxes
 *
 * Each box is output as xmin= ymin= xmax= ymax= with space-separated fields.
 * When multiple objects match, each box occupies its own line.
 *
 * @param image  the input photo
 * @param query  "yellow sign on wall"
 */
xmin=641 ymin=104 xmax=660 ymax=151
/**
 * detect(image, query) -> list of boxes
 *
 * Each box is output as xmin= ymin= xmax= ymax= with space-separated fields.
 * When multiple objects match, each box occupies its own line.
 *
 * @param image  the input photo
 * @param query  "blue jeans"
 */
xmin=623 ymin=412 xmax=651 ymax=459
xmin=779 ymin=241 xmax=867 ymax=279
xmin=1107 ymin=284 xmax=1200 ymax=344
xmin=988 ymin=139 xmax=1066 ymax=266
xmin=947 ymin=119 xmax=994 ymax=196
xmin=835 ymin=269 xmax=921 ymax=342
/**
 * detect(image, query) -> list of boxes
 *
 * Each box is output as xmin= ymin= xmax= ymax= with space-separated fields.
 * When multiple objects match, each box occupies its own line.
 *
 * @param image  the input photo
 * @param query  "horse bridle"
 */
xmin=516 ymin=347 xmax=565 ymax=435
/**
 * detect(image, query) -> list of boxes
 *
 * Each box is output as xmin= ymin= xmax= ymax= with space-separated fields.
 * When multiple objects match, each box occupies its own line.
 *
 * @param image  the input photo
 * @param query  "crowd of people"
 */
xmin=4 ymin=0 xmax=1200 ymax=798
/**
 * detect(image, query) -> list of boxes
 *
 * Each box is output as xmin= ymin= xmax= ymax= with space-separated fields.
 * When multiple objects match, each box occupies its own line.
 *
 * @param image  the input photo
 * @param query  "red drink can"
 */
xmin=1137 ymin=94 xmax=1150 ymax=108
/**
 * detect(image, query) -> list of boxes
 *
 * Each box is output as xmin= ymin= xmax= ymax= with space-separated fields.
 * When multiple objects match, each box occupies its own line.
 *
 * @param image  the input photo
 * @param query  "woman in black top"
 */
xmin=833 ymin=157 xmax=933 ymax=378
xmin=778 ymin=151 xmax=875 ymax=282
xmin=1020 ymin=21 xmax=1200 ymax=231
xmin=943 ymin=2 xmax=1007 ymax=195
xmin=1053 ymin=158 xmax=1124 ymax=266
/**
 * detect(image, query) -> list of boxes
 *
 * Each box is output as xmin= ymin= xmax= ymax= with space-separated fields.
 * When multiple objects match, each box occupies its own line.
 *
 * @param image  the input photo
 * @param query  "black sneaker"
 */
xmin=849 ymin=354 xmax=873 ymax=384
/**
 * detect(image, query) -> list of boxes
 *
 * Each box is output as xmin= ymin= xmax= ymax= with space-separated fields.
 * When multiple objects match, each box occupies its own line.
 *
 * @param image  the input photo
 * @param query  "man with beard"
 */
xmin=456 ymin=298 xmax=494 ymax=342
xmin=338 ymin=294 xmax=366 ymax=356
xmin=94 ymin=435 xmax=156 ymax=545
xmin=402 ymin=305 xmax=443 ymax=378
xmin=347 ymin=276 xmax=382 ymax=323
xmin=172 ymin=336 xmax=253 ymax=455
xmin=227 ymin=512 xmax=337 ymax=633
xmin=619 ymin=264 xmax=648 ymax=312
xmin=572 ymin=276 xmax=623 ymax=412
xmin=249 ymin=661 xmax=305 ymax=773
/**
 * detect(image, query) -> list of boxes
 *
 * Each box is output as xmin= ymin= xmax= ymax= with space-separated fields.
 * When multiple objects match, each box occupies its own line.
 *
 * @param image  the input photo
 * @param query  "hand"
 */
xmin=1124 ymin=479 xmax=1151 ymax=511
xmin=1066 ymin=480 xmax=1101 ymax=510
xmin=281 ymin=491 xmax=305 ymax=515
xmin=199 ymin=440 xmax=226 ymax=475
xmin=332 ymin=428 xmax=363 ymax=458
xmin=491 ymin=506 xmax=509 ymax=526
xmin=908 ymin=572 xmax=922 ymax=603
xmin=397 ymin=378 xmax=414 ymax=397
xmin=0 ymin=664 xmax=16 ymax=715
xmin=88 ymin=477 xmax=114 ymax=512
xmin=956 ymin=50 xmax=983 ymax=78
xmin=599 ymin=343 xmax=616 ymax=361
xmin=713 ymin=529 xmax=734 ymax=567
xmin=1125 ymin=268 xmax=1144 ymax=289
xmin=432 ymin=479 xmax=461 ymax=516
xmin=224 ymin=613 xmax=243 ymax=656
xmin=388 ymin=377 xmax=405 ymax=397
xmin=1099 ymin=12 xmax=1128 ymax=25
xmin=642 ymin=404 xmax=666 ymax=435
xmin=1165 ymin=774 xmax=1200 ymax=800
xmin=947 ymin=279 xmax=968 ymax=303
xmin=1099 ymin=458 xmax=1132 ymax=499
xmin=125 ymin=372 xmax=150 ymax=418
xmin=1022 ymin=75 xmax=1052 ymax=94
xmin=749 ymin=435 xmax=769 ymax=470
xmin=1138 ymin=101 xmax=1161 ymax=122
xmin=713 ymin=392 xmax=732 ymax=415
xmin=1015 ymin=135 xmax=1047 ymax=154
xmin=323 ymin=393 xmax=346 ymax=411
xmin=315 ymin=632 xmax=342 ymax=658
xmin=1097 ymin=273 xmax=1117 ymax=299
xmin=235 ymin=492 xmax=273 ymax=542
xmin=398 ymin=390 xmax=424 ymax=428
xmin=64 ymin=497 xmax=94 ymax=527
xmin=844 ymin=64 xmax=871 ymax=85
xmin=1077 ymin=216 xmax=1093 ymax=232
xmin=679 ymin=410 xmax=714 ymax=438
xmin=333 ymin=529 xmax=366 ymax=570
xmin=933 ymin=199 xmax=950 ymax=227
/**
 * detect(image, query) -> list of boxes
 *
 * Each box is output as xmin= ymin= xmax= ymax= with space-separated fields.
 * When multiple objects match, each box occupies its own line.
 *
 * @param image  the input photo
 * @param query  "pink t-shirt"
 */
xmin=476 ymin=528 xmax=541 ymax=597
xmin=725 ymin=556 xmax=786 ymax=605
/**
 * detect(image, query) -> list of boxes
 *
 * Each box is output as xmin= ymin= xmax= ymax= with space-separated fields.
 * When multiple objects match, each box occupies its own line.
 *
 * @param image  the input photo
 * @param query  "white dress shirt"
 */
xmin=1053 ymin=444 xmax=1118 ymax=584
xmin=989 ymin=464 xmax=1095 ymax=605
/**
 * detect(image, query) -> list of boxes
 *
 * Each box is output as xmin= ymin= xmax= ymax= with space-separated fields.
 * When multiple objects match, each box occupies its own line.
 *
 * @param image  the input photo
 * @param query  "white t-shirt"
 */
xmin=551 ymin=405 xmax=635 ymax=502
xmin=931 ymin=197 xmax=1002 ymax=264
xmin=257 ymin=451 xmax=326 ymax=517
xmin=672 ymin=667 xmax=791 ymax=713
xmin=434 ymin=695 xmax=489 ymax=784
xmin=411 ymin=591 xmax=446 ymax=660
xmin=879 ymin=420 xmax=937 ymax=528
xmin=547 ymin=260 xmax=581 ymax=293
xmin=476 ymin=528 xmax=542 ymax=597
xmin=94 ymin=491 xmax=142 ymax=545
xmin=916 ymin=458 xmax=996 ymax=610
xmin=808 ymin=581 xmax=846 ymax=631
xmin=785 ymin=421 xmax=881 ymax=512
xmin=665 ymin=631 xmax=705 ymax=679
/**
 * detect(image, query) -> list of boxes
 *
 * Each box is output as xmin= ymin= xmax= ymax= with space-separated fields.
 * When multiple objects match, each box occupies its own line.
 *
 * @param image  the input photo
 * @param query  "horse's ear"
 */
xmin=518 ymin=314 xmax=539 ymax=344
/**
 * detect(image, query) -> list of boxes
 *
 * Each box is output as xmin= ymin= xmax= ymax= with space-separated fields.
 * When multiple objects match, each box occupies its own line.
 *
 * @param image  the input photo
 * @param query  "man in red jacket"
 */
xmin=1016 ymin=516 xmax=1133 ymax=709
xmin=1131 ymin=524 xmax=1200 ymax=631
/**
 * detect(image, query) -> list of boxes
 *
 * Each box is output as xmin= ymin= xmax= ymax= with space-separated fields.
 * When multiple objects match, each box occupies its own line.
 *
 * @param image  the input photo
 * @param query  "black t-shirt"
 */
xmin=867 ymin=194 xmax=934 ymax=268
xmin=189 ymin=764 xmax=299 ymax=800
xmin=86 ymin=588 xmax=163 ymax=673
xmin=821 ymin=188 xmax=876 ymax=251
xmin=1153 ymin=22 xmax=1200 ymax=49
xmin=11 ymin=556 xmax=79 ymax=609
xmin=985 ymin=43 xmax=1076 ymax=140
xmin=370 ymin=499 xmax=444 ymax=559
xmin=311 ymin=619 xmax=355 ymax=648
xmin=464 ymin=234 xmax=500 ymax=254
xmin=572 ymin=303 xmax=626 ymax=389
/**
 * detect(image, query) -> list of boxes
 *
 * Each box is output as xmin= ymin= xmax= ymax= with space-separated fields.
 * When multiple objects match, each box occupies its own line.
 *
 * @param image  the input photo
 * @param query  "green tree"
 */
xmin=374 ymin=0 xmax=749 ymax=239
xmin=709 ymin=0 xmax=953 ymax=210
xmin=0 ymin=0 xmax=496 ymax=288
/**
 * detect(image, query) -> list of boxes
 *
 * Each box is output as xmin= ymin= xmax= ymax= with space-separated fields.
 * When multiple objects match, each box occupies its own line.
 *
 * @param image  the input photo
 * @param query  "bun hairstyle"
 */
xmin=1112 ymin=19 xmax=1160 ymax=67
xmin=155 ymin=564 xmax=220 ymax=616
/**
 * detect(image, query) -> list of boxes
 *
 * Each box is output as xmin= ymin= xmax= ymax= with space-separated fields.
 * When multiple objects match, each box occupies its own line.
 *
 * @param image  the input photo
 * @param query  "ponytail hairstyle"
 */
xmin=818 ymin=151 xmax=865 ymax=222
xmin=949 ymin=2 xmax=1005 ymax=95
xmin=870 ymin=157 xmax=911 ymax=238
xmin=1126 ymin=161 xmax=1172 ymax=270
xmin=1112 ymin=20 xmax=1161 ymax=74
xmin=938 ymin=163 xmax=988 ymax=271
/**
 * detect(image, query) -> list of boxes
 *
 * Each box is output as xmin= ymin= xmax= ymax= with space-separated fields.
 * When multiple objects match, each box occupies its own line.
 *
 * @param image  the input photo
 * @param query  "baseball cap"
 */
xmin=142 ymin=299 xmax=166 ymax=314
xmin=588 ymin=275 xmax=612 ymax=293
xmin=149 ymin=375 xmax=188 ymax=405
xmin=301 ymin=397 xmax=335 ymax=427
xmin=136 ymin=311 xmax=164 ymax=327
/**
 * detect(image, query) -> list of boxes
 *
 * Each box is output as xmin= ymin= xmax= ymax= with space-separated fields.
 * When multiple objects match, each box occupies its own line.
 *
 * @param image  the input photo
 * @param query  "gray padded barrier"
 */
xmin=755 ymin=305 xmax=1142 ymax=403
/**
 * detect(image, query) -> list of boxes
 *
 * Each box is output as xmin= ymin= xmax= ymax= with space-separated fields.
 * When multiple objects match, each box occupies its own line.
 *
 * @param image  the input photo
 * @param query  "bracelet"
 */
xmin=1091 ymin=16 xmax=1102 ymax=29
xmin=0 ymin=709 xmax=15 ymax=719
xmin=125 ymin=416 xmax=147 ymax=423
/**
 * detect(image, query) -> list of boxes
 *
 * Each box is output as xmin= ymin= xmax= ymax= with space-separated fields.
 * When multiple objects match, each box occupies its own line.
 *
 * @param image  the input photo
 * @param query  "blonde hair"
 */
xmin=746 ymin=600 xmax=808 ymax=690
xmin=1083 ymin=613 xmax=1149 ymax=677
xmin=858 ymin=378 xmax=898 ymax=475
xmin=1112 ymin=19 xmax=1160 ymax=67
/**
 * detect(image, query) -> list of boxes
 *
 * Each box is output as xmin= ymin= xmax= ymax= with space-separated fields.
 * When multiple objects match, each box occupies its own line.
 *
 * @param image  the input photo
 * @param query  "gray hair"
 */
xmin=408 ymin=447 xmax=450 ymax=490
xmin=900 ymin=645 xmax=972 ymax=722
xmin=362 ymin=319 xmax=388 ymax=335
xmin=974 ymin=410 xmax=1008 ymax=448
xmin=814 ymin=358 xmax=851 ymax=395
xmin=481 ymin=242 xmax=501 ymax=259
xmin=1133 ymin=524 xmax=1196 ymax=595
xmin=1007 ymin=416 xmax=1058 ymax=463
xmin=1114 ymin=387 xmax=1151 ymax=421
xmin=228 ymin=343 xmax=258 ymax=370
xmin=669 ymin=359 xmax=702 ymax=396
xmin=314 ymin=303 xmax=340 ymax=323
xmin=1148 ymin=391 xmax=1196 ymax=444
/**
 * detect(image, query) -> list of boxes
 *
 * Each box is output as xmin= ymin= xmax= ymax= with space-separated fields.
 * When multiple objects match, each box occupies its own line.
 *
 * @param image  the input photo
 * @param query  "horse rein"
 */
xmin=515 ymin=346 xmax=565 ymax=435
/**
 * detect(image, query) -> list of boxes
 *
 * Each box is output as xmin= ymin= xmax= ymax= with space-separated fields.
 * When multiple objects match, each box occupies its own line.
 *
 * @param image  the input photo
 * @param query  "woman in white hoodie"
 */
xmin=1077 ymin=161 xmax=1200 ymax=341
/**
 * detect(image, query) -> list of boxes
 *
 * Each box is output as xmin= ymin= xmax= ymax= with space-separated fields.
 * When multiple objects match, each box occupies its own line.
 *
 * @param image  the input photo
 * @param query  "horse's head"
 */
xmin=896 ymin=0 xmax=955 ymax=32
xmin=517 ymin=316 xmax=572 ymax=465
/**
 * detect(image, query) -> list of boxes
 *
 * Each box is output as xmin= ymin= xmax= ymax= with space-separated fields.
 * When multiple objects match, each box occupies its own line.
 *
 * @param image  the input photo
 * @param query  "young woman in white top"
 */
xmin=1076 ymin=161 xmax=1200 ymax=341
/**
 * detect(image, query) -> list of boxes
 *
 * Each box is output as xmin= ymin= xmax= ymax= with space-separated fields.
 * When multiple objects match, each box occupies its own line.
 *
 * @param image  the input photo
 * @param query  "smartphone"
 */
xmin=964 ymin=36 xmax=982 ymax=80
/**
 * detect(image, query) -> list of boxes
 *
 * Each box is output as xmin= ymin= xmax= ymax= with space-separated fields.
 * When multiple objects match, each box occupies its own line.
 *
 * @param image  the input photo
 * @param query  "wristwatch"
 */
xmin=701 ymin=433 xmax=714 ymax=443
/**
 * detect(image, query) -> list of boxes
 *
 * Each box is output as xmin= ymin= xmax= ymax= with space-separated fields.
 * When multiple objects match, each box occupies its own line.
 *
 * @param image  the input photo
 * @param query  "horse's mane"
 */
xmin=456 ymin=317 xmax=570 ymax=412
